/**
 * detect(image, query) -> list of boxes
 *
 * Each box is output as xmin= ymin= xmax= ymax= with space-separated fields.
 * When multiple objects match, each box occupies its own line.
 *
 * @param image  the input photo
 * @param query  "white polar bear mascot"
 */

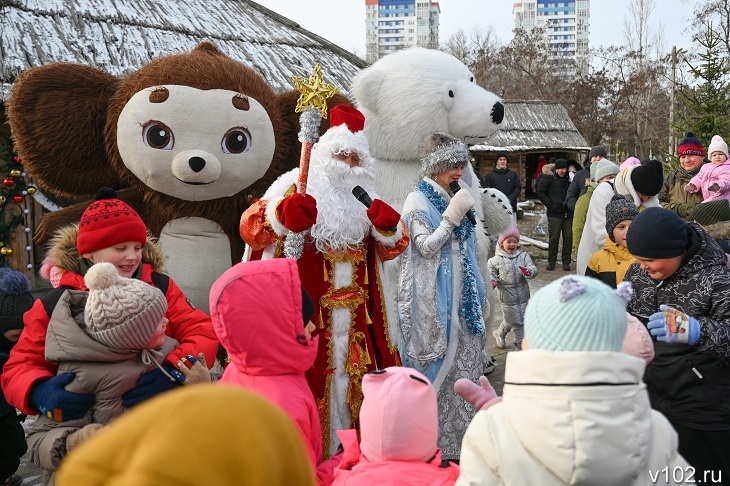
xmin=352 ymin=47 xmax=514 ymax=371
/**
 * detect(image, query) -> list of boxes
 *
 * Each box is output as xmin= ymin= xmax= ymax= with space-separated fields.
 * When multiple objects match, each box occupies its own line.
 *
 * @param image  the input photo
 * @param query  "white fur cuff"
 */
xmin=265 ymin=196 xmax=289 ymax=237
xmin=371 ymin=219 xmax=405 ymax=246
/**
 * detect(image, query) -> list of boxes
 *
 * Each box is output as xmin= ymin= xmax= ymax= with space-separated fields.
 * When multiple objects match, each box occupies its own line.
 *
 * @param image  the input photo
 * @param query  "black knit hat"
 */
xmin=0 ymin=267 xmax=34 ymax=335
xmin=301 ymin=287 xmax=315 ymax=325
xmin=630 ymin=159 xmax=664 ymax=197
xmin=589 ymin=146 xmax=608 ymax=159
xmin=605 ymin=195 xmax=639 ymax=241
xmin=626 ymin=207 xmax=689 ymax=258
xmin=554 ymin=158 xmax=568 ymax=169
xmin=495 ymin=152 xmax=507 ymax=162
xmin=691 ymin=199 xmax=730 ymax=226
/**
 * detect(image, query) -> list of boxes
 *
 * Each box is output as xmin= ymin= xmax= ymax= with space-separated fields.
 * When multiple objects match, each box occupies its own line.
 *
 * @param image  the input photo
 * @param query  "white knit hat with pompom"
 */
xmin=84 ymin=262 xmax=167 ymax=349
xmin=708 ymin=135 xmax=729 ymax=159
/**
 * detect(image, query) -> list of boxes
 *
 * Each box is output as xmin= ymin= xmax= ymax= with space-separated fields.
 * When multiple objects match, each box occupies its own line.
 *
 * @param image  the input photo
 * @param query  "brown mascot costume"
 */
xmin=7 ymin=42 xmax=349 ymax=313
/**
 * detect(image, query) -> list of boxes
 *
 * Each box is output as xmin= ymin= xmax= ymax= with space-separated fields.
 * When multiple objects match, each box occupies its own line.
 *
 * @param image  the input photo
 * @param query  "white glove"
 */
xmin=442 ymin=189 xmax=475 ymax=226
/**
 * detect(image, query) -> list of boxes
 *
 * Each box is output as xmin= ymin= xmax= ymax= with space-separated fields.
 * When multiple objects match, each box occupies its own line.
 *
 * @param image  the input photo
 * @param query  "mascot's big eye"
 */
xmin=470 ymin=76 xmax=474 ymax=82
xmin=142 ymin=121 xmax=174 ymax=150
xmin=222 ymin=127 xmax=252 ymax=154
xmin=448 ymin=90 xmax=454 ymax=98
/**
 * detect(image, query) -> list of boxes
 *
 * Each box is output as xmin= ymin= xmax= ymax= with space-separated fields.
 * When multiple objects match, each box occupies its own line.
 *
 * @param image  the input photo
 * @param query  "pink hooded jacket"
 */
xmin=210 ymin=259 xmax=337 ymax=484
xmin=333 ymin=367 xmax=459 ymax=485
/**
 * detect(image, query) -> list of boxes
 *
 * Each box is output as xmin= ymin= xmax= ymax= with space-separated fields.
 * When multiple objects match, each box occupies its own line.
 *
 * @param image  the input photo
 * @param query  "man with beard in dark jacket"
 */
xmin=482 ymin=153 xmax=522 ymax=221
xmin=625 ymin=207 xmax=730 ymax=480
xmin=536 ymin=158 xmax=573 ymax=270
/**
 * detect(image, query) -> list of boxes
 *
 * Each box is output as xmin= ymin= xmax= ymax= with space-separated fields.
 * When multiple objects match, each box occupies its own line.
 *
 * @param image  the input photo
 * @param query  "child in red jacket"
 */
xmin=1 ymin=188 xmax=217 ymax=424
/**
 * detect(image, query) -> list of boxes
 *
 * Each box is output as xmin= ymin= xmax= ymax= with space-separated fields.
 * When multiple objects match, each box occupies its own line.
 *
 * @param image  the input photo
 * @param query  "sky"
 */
xmin=254 ymin=0 xmax=696 ymax=59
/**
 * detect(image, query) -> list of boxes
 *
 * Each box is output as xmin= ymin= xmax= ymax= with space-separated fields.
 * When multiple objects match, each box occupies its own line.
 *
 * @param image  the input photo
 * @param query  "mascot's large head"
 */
xmin=352 ymin=47 xmax=504 ymax=162
xmin=7 ymin=42 xmax=310 ymax=206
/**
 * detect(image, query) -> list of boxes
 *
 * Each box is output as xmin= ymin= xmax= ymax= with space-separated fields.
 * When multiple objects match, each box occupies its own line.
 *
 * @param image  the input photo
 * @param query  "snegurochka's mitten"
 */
xmin=442 ymin=189 xmax=474 ymax=226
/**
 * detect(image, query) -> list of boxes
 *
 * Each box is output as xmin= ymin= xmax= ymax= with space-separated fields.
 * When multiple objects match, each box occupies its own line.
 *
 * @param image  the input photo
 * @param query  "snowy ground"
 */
xmin=17 ymin=200 xmax=571 ymax=483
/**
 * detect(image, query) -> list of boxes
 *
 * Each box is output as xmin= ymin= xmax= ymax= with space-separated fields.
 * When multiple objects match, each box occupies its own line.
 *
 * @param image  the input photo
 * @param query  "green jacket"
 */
xmin=658 ymin=168 xmax=703 ymax=219
xmin=572 ymin=185 xmax=594 ymax=252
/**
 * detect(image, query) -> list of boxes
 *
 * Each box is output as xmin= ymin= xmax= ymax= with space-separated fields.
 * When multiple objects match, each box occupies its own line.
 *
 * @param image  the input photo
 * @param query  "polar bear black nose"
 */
xmin=491 ymin=102 xmax=504 ymax=124
xmin=189 ymin=157 xmax=206 ymax=173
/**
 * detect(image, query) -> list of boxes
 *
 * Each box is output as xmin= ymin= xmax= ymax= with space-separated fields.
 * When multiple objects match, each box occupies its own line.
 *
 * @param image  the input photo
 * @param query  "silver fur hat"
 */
xmin=419 ymin=132 xmax=470 ymax=178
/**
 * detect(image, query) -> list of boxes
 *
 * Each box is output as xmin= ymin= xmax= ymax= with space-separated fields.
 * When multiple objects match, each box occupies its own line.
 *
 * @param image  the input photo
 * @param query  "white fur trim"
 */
xmin=263 ymin=168 xmax=299 ymax=200
xmin=264 ymin=195 xmax=289 ymax=237
xmin=329 ymin=306 xmax=353 ymax=455
xmin=333 ymin=260 xmax=353 ymax=289
xmin=370 ymin=219 xmax=405 ymax=246
xmin=315 ymin=125 xmax=374 ymax=172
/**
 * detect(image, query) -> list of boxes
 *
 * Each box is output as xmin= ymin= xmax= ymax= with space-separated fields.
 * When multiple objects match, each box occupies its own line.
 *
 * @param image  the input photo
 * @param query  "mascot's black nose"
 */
xmin=189 ymin=156 xmax=206 ymax=173
xmin=491 ymin=102 xmax=504 ymax=125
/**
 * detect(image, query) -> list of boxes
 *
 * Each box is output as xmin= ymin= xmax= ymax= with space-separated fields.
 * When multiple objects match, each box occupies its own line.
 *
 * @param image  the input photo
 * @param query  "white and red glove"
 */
xmin=519 ymin=266 xmax=531 ymax=277
xmin=276 ymin=193 xmax=318 ymax=233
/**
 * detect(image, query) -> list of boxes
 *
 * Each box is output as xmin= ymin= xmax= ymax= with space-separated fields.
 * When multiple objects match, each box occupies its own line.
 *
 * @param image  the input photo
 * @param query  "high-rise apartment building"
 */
xmin=365 ymin=0 xmax=440 ymax=64
xmin=513 ymin=0 xmax=589 ymax=77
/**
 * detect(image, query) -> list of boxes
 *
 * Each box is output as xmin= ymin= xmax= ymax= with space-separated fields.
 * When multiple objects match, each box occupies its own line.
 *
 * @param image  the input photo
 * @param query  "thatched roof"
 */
xmin=469 ymin=100 xmax=589 ymax=153
xmin=0 ymin=0 xmax=368 ymax=100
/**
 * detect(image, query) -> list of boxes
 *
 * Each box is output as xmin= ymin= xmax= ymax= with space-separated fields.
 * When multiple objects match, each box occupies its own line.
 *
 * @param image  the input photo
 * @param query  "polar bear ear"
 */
xmin=352 ymin=68 xmax=387 ymax=114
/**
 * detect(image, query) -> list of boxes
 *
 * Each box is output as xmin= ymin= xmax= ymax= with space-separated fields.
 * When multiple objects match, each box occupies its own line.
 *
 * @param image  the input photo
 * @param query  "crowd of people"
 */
xmin=0 ymin=108 xmax=729 ymax=486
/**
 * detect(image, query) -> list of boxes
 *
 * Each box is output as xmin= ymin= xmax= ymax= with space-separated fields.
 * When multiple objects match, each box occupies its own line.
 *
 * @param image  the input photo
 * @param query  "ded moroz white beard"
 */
xmin=306 ymin=151 xmax=379 ymax=254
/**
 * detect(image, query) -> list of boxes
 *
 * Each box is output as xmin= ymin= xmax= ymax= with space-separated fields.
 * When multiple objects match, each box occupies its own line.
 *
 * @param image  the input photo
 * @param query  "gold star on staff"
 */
xmin=291 ymin=64 xmax=339 ymax=119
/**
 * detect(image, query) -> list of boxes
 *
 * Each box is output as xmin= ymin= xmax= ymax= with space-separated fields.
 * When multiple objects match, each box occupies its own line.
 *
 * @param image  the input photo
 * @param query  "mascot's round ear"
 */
xmin=193 ymin=41 xmax=225 ymax=57
xmin=351 ymin=68 xmax=386 ymax=115
xmin=7 ymin=63 xmax=122 ymax=196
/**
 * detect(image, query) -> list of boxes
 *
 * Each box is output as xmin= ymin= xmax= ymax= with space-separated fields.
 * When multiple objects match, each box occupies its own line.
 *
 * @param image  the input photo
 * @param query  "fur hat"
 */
xmin=619 ymin=156 xmax=641 ymax=172
xmin=77 ymin=188 xmax=147 ymax=255
xmin=605 ymin=195 xmax=639 ymax=240
xmin=312 ymin=105 xmax=374 ymax=172
xmin=626 ymin=207 xmax=689 ymax=259
xmin=84 ymin=262 xmax=167 ymax=349
xmin=0 ymin=268 xmax=34 ymax=337
xmin=708 ymin=135 xmax=729 ymax=159
xmin=691 ymin=199 xmax=730 ymax=226
xmin=419 ymin=132 xmax=470 ymax=178
xmin=498 ymin=225 xmax=520 ymax=247
xmin=589 ymin=146 xmax=608 ymax=159
xmin=629 ymin=159 xmax=664 ymax=197
xmin=678 ymin=132 xmax=705 ymax=157
xmin=594 ymin=160 xmax=619 ymax=182
xmin=359 ymin=367 xmax=438 ymax=462
xmin=525 ymin=276 xmax=628 ymax=352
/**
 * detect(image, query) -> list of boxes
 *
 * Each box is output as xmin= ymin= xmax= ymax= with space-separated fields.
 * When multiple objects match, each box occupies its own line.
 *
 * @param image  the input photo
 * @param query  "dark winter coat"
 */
xmin=536 ymin=165 xmax=573 ymax=219
xmin=658 ymin=167 xmax=704 ymax=219
xmin=483 ymin=167 xmax=522 ymax=210
xmin=566 ymin=166 xmax=590 ymax=210
xmin=625 ymin=224 xmax=730 ymax=431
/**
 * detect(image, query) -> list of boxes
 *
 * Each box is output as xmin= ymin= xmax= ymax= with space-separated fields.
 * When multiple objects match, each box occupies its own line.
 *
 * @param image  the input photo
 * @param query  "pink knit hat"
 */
xmin=359 ymin=367 xmax=438 ymax=462
xmin=619 ymin=156 xmax=641 ymax=172
xmin=498 ymin=225 xmax=520 ymax=246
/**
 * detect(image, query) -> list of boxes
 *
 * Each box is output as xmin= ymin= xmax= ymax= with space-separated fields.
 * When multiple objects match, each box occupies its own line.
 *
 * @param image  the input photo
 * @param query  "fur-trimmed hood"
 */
xmin=542 ymin=163 xmax=555 ymax=176
xmin=702 ymin=220 xmax=730 ymax=240
xmin=40 ymin=224 xmax=165 ymax=282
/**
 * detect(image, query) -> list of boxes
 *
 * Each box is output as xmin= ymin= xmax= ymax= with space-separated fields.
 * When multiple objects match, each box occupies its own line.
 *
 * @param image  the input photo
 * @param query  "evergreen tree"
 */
xmin=675 ymin=22 xmax=730 ymax=145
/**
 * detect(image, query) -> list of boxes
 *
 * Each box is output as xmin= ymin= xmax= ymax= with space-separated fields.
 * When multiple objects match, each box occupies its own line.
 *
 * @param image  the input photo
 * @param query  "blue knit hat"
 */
xmin=525 ymin=276 xmax=627 ymax=352
xmin=626 ymin=207 xmax=689 ymax=258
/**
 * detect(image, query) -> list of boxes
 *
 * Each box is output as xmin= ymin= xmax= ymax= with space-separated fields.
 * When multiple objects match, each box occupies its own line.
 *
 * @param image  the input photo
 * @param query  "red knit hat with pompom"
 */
xmin=77 ymin=188 xmax=147 ymax=254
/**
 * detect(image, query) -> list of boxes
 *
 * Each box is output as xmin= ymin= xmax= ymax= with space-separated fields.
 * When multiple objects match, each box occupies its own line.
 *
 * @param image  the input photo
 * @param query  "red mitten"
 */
xmin=519 ymin=266 xmax=531 ymax=277
xmin=454 ymin=376 xmax=498 ymax=410
xmin=367 ymin=199 xmax=401 ymax=232
xmin=276 ymin=193 xmax=318 ymax=233
xmin=491 ymin=280 xmax=499 ymax=289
